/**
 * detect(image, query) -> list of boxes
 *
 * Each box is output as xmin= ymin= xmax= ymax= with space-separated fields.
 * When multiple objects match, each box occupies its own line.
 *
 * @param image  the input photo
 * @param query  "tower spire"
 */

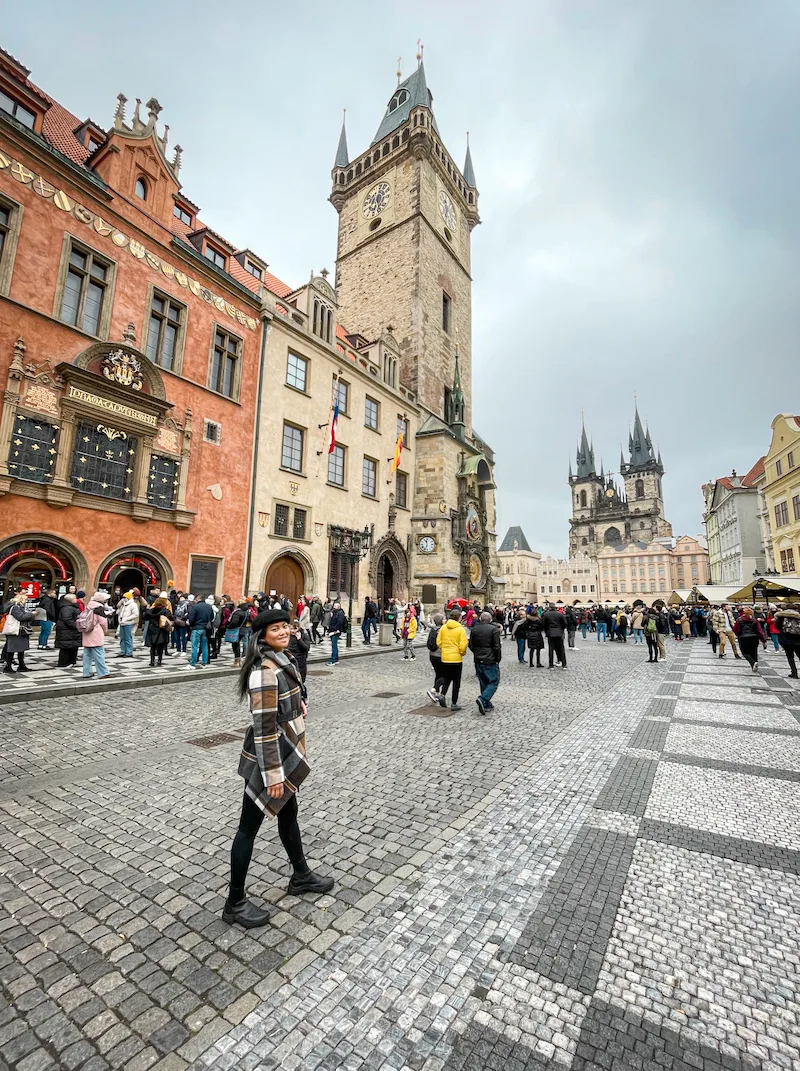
xmin=463 ymin=131 xmax=476 ymax=187
xmin=334 ymin=110 xmax=349 ymax=168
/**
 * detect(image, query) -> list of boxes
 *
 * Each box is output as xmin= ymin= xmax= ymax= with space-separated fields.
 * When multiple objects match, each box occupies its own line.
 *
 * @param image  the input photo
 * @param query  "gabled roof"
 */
xmin=372 ymin=61 xmax=439 ymax=144
xmin=498 ymin=526 xmax=532 ymax=553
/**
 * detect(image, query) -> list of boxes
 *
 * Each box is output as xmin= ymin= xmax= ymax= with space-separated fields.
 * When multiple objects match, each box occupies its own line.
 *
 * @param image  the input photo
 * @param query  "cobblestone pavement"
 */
xmin=1 ymin=636 xmax=799 ymax=1071
xmin=0 ymin=627 xmax=415 ymax=704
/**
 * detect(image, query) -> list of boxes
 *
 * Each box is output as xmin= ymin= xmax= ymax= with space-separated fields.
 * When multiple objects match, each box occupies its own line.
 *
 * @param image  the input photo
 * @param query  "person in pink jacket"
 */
xmin=81 ymin=590 xmax=111 ymax=679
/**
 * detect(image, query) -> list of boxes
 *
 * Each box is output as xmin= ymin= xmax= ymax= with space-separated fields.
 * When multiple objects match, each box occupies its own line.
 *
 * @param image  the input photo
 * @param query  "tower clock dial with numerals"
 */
xmin=439 ymin=189 xmax=457 ymax=230
xmin=418 ymin=536 xmax=436 ymax=553
xmin=363 ymin=181 xmax=391 ymax=219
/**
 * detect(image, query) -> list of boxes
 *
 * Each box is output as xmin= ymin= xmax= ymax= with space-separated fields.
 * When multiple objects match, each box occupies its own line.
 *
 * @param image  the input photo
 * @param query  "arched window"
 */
xmin=582 ymin=537 xmax=588 ymax=546
xmin=635 ymin=478 xmax=645 ymax=499
xmin=388 ymin=88 xmax=409 ymax=114
xmin=135 ymin=177 xmax=147 ymax=200
xmin=605 ymin=526 xmax=621 ymax=546
xmin=580 ymin=490 xmax=587 ymax=508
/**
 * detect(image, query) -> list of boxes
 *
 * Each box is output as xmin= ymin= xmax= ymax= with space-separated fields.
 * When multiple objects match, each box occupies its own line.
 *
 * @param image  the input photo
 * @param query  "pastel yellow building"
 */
xmin=596 ymin=536 xmax=709 ymax=603
xmin=763 ymin=413 xmax=800 ymax=575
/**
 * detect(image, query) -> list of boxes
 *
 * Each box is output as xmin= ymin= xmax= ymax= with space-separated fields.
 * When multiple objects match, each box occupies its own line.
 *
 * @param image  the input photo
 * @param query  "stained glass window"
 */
xmin=147 ymin=454 xmax=179 ymax=509
xmin=71 ymin=422 xmax=137 ymax=500
xmin=8 ymin=416 xmax=58 ymax=484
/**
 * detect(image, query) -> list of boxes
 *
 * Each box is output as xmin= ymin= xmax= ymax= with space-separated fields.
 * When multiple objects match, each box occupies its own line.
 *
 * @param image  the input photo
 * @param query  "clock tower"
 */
xmin=330 ymin=59 xmax=479 ymax=429
xmin=330 ymin=60 xmax=501 ymax=605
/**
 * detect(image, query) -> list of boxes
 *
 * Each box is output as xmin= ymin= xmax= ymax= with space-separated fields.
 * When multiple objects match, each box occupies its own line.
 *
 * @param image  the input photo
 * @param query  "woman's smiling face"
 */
xmin=264 ymin=621 xmax=291 ymax=650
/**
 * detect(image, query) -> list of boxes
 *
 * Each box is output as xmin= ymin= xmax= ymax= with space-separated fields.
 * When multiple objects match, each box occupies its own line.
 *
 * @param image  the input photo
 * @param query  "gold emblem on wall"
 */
xmin=102 ymin=350 xmax=143 ymax=391
xmin=469 ymin=553 xmax=484 ymax=588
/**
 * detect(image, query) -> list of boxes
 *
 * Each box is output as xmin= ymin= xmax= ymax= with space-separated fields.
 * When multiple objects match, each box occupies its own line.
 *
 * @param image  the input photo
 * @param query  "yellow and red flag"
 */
xmin=390 ymin=432 xmax=403 ymax=473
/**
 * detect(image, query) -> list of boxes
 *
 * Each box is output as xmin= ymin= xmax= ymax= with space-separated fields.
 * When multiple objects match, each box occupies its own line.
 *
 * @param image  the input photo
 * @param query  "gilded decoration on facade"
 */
xmin=65 ymin=385 xmax=158 ymax=426
xmin=101 ymin=349 xmax=144 ymax=391
xmin=0 ymin=151 xmax=258 ymax=332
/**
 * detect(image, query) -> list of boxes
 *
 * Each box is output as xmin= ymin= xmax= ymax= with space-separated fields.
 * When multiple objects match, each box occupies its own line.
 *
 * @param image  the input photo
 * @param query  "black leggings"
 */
xmin=645 ymin=633 xmax=659 ymax=660
xmin=438 ymin=662 xmax=462 ymax=702
xmin=739 ymin=635 xmax=760 ymax=668
xmin=528 ymin=645 xmax=542 ymax=666
xmin=229 ymin=790 xmax=308 ymax=903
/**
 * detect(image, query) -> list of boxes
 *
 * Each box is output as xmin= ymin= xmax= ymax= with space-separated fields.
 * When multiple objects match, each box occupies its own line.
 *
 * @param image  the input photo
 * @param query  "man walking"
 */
xmin=565 ymin=605 xmax=578 ymax=649
xmin=188 ymin=594 xmax=215 ymax=667
xmin=327 ymin=602 xmax=347 ymax=666
xmin=469 ymin=611 xmax=502 ymax=714
xmin=542 ymin=603 xmax=568 ymax=669
xmin=595 ymin=604 xmax=609 ymax=642
xmin=711 ymin=603 xmax=741 ymax=659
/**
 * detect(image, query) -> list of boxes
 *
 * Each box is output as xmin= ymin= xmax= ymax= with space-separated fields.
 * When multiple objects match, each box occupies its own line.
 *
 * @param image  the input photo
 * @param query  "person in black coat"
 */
xmin=564 ymin=606 xmax=578 ymax=649
xmin=54 ymin=594 xmax=81 ymax=667
xmin=525 ymin=612 xmax=545 ymax=667
xmin=37 ymin=588 xmax=57 ymax=649
xmin=468 ymin=613 xmax=502 ymax=714
xmin=541 ymin=605 xmax=568 ymax=669
xmin=288 ymin=621 xmax=311 ymax=681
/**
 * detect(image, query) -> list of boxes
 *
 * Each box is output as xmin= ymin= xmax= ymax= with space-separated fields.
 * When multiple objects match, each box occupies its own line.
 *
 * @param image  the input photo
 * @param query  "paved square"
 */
xmin=1 ymin=635 xmax=800 ymax=1070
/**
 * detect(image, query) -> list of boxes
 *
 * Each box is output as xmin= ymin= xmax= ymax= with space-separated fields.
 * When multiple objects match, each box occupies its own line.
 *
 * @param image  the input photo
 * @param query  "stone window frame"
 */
xmin=52 ymin=233 xmax=117 ymax=341
xmin=206 ymin=322 xmax=243 ymax=402
xmin=362 ymin=455 xmax=378 ymax=499
xmin=270 ymin=498 xmax=313 ymax=544
xmin=364 ymin=395 xmax=380 ymax=432
xmin=280 ymin=421 xmax=306 ymax=476
xmin=395 ymin=470 xmax=408 ymax=509
xmin=0 ymin=190 xmax=23 ymax=298
xmin=286 ymin=351 xmax=309 ymax=394
xmin=328 ymin=442 xmax=346 ymax=488
xmin=187 ymin=553 xmax=224 ymax=597
xmin=333 ymin=376 xmax=349 ymax=416
xmin=142 ymin=283 xmax=188 ymax=377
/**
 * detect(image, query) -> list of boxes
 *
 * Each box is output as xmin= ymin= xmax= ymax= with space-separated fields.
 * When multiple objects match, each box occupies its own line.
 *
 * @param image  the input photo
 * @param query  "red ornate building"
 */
xmin=0 ymin=46 xmax=274 ymax=598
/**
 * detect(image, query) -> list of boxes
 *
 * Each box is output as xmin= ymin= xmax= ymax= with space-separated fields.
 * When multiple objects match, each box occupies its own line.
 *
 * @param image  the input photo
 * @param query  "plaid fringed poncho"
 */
xmin=238 ymin=647 xmax=310 ymax=816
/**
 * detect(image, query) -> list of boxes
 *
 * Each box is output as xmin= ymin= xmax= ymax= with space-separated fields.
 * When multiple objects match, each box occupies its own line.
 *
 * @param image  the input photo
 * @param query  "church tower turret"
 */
xmin=568 ymin=421 xmax=604 ymax=556
xmin=620 ymin=404 xmax=671 ymax=541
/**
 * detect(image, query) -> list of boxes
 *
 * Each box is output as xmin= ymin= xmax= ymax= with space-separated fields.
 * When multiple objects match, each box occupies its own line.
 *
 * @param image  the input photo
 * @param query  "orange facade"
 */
xmin=0 ymin=48 xmax=266 ymax=599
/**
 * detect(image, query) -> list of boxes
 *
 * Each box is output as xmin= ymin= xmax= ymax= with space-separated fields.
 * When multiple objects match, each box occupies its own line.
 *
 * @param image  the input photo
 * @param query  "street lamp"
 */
xmin=328 ymin=524 xmax=373 ymax=647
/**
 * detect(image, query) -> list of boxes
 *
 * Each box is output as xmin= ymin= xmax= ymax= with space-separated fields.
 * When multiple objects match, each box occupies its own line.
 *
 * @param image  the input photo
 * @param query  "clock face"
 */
xmin=439 ymin=190 xmax=457 ymax=230
xmin=418 ymin=536 xmax=436 ymax=553
xmin=465 ymin=504 xmax=482 ymax=541
xmin=363 ymin=181 xmax=391 ymax=219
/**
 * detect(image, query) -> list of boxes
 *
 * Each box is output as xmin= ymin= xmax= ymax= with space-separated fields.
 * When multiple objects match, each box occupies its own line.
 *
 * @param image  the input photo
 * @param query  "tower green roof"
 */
xmin=372 ymin=61 xmax=439 ymax=144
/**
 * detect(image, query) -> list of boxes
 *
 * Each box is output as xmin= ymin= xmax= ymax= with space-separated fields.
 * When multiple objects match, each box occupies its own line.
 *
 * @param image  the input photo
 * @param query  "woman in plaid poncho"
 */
xmin=223 ymin=608 xmax=334 ymax=929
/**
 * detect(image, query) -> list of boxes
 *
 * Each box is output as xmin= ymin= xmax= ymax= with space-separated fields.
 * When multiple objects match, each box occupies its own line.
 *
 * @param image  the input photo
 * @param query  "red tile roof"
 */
xmin=1 ymin=48 xmax=298 ymax=299
xmin=741 ymin=456 xmax=765 ymax=486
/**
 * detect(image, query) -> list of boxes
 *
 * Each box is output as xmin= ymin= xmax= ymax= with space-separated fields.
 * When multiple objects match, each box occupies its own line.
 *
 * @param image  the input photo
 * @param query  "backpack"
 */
xmin=646 ymin=617 xmax=657 ymax=634
xmin=427 ymin=627 xmax=440 ymax=654
xmin=228 ymin=608 xmax=246 ymax=629
xmin=780 ymin=615 xmax=800 ymax=636
xmin=76 ymin=606 xmax=97 ymax=633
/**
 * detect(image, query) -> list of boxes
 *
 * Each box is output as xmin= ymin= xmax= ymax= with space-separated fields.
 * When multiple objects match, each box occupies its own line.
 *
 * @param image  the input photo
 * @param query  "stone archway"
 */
xmin=261 ymin=547 xmax=317 ymax=605
xmin=0 ymin=532 xmax=89 ymax=601
xmin=96 ymin=545 xmax=174 ymax=594
xmin=368 ymin=534 xmax=409 ymax=608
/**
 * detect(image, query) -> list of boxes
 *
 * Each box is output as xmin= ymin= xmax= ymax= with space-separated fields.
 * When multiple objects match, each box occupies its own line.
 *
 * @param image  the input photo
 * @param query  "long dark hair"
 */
xmin=237 ymin=628 xmax=263 ymax=700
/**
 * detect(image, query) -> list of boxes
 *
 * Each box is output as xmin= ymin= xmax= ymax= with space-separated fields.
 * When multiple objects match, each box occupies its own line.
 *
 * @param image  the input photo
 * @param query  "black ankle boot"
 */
xmin=287 ymin=870 xmax=334 ymax=895
xmin=222 ymin=897 xmax=271 ymax=928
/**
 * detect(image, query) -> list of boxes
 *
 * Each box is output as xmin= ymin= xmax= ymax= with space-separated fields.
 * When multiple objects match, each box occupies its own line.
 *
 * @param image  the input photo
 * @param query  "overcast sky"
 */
xmin=5 ymin=1 xmax=799 ymax=555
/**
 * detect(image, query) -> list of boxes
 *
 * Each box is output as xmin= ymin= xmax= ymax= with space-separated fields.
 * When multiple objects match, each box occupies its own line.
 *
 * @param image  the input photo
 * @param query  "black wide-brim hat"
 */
xmin=252 ymin=608 xmax=291 ymax=632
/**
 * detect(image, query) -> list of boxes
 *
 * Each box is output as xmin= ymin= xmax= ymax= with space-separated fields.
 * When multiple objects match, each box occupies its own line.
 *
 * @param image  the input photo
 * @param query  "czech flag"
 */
xmin=326 ymin=401 xmax=340 ymax=454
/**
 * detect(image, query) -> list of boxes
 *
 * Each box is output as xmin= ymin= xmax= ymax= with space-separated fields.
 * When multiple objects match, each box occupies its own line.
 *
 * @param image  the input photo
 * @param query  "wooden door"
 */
xmin=266 ymin=556 xmax=304 ymax=607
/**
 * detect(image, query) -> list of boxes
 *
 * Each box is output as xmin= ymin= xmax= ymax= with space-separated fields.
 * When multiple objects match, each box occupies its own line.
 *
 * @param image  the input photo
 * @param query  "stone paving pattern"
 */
xmin=0 ymin=635 xmax=799 ymax=1070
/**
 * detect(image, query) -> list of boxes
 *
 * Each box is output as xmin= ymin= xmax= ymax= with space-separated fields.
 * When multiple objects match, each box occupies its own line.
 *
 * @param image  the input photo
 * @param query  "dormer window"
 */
xmin=173 ymin=204 xmax=193 ymax=226
xmin=388 ymin=88 xmax=409 ymax=114
xmin=0 ymin=89 xmax=35 ymax=130
xmin=204 ymin=244 xmax=226 ymax=270
xmin=135 ymin=177 xmax=148 ymax=200
xmin=245 ymin=260 xmax=262 ymax=280
xmin=87 ymin=136 xmax=102 ymax=153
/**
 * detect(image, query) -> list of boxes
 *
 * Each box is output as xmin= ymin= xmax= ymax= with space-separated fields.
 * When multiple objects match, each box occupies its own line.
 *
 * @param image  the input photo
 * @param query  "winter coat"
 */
xmin=711 ymin=608 xmax=733 ymax=635
xmin=329 ymin=608 xmax=347 ymax=636
xmin=38 ymin=594 xmax=56 ymax=622
xmin=631 ymin=610 xmax=644 ymax=630
xmin=775 ymin=608 xmax=800 ymax=641
xmin=238 ymin=647 xmax=309 ymax=817
xmin=299 ymin=605 xmax=311 ymax=632
xmin=143 ymin=605 xmax=173 ymax=648
xmin=2 ymin=603 xmax=35 ymax=653
xmin=55 ymin=603 xmax=80 ymax=649
xmin=525 ymin=614 xmax=545 ymax=650
xmin=541 ymin=609 xmax=567 ymax=638
xmin=437 ymin=618 xmax=468 ymax=662
xmin=117 ymin=598 xmax=140 ymax=627
xmin=468 ymin=621 xmax=502 ymax=665
xmin=510 ymin=616 xmax=528 ymax=640
xmin=681 ymin=615 xmax=691 ymax=637
xmin=427 ymin=625 xmax=442 ymax=660
xmin=310 ymin=600 xmax=323 ymax=625
xmin=733 ymin=616 xmax=766 ymax=642
xmin=81 ymin=600 xmax=108 ymax=648
xmin=401 ymin=615 xmax=418 ymax=640
xmin=188 ymin=601 xmax=215 ymax=629
xmin=564 ymin=608 xmax=578 ymax=630
xmin=288 ymin=630 xmax=310 ymax=680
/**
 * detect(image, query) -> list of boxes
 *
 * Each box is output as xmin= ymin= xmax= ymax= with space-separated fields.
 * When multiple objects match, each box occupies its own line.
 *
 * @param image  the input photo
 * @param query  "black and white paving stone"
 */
xmin=1 ymin=635 xmax=800 ymax=1070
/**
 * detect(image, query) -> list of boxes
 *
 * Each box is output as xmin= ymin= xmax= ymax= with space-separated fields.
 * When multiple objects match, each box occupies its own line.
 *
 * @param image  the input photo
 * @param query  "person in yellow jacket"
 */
xmin=435 ymin=610 xmax=468 ymax=710
xmin=401 ymin=608 xmax=418 ymax=660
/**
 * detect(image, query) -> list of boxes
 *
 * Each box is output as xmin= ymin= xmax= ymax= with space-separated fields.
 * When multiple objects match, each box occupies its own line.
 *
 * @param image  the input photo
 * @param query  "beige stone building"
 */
xmin=246 ymin=59 xmax=500 ymax=609
xmin=763 ymin=414 xmax=800 ymax=576
xmin=596 ymin=535 xmax=709 ymax=603
xmin=538 ymin=553 xmax=598 ymax=603
xmin=497 ymin=527 xmax=541 ymax=601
